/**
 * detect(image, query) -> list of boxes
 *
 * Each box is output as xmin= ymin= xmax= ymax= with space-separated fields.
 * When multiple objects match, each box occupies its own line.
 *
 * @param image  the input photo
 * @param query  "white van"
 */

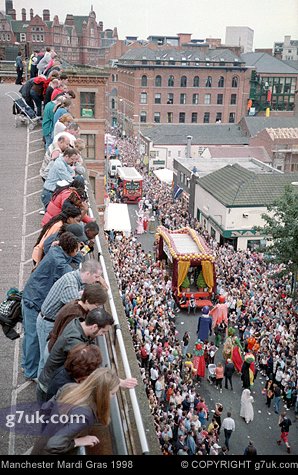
xmin=108 ymin=159 xmax=122 ymax=177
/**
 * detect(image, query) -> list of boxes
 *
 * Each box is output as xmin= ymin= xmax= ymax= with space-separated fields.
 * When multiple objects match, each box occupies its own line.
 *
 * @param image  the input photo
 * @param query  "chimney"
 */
xmin=43 ymin=9 xmax=50 ymax=22
xmin=5 ymin=0 xmax=13 ymax=15
xmin=8 ymin=8 xmax=16 ymax=20
xmin=186 ymin=135 xmax=192 ymax=158
xmin=65 ymin=14 xmax=74 ymax=26
xmin=21 ymin=8 xmax=26 ymax=21
xmin=177 ymin=33 xmax=192 ymax=46
xmin=30 ymin=8 xmax=34 ymax=20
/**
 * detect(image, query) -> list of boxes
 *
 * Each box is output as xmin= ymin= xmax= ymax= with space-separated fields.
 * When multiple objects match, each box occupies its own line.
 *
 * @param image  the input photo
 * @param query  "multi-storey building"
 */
xmin=108 ymin=45 xmax=251 ymax=128
xmin=274 ymin=35 xmax=298 ymax=60
xmin=243 ymin=52 xmax=298 ymax=114
xmin=0 ymin=2 xmax=117 ymax=65
xmin=225 ymin=26 xmax=254 ymax=53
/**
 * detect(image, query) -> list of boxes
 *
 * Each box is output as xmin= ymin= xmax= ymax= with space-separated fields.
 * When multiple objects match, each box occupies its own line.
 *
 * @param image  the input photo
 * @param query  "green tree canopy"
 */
xmin=257 ymin=185 xmax=298 ymax=275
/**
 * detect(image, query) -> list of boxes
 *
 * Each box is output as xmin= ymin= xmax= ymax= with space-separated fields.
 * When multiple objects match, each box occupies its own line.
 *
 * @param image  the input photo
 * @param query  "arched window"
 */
xmin=218 ymin=76 xmax=224 ymax=87
xmin=155 ymin=75 xmax=162 ymax=87
xmin=206 ymin=76 xmax=212 ymax=87
xmin=111 ymin=74 xmax=115 ymax=82
xmin=141 ymin=75 xmax=147 ymax=87
xmin=193 ymin=76 xmax=199 ymax=87
xmin=232 ymin=76 xmax=238 ymax=87
xmin=180 ymin=76 xmax=187 ymax=87
xmin=168 ymin=75 xmax=174 ymax=87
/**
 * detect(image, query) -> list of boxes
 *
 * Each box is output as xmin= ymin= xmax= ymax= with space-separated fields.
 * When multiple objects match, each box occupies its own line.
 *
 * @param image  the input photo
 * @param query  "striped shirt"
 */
xmin=41 ymin=269 xmax=83 ymax=321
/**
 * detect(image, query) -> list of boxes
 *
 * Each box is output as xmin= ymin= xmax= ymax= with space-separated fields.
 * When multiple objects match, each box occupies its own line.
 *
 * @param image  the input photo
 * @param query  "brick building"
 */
xmin=107 ymin=45 xmax=251 ymax=128
xmin=63 ymin=65 xmax=110 ymax=208
xmin=0 ymin=2 xmax=118 ymax=66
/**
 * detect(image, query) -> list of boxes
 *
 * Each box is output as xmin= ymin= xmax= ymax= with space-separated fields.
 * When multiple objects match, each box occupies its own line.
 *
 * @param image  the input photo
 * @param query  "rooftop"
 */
xmin=175 ymin=156 xmax=277 ymax=177
xmin=202 ymin=145 xmax=271 ymax=163
xmin=144 ymin=124 xmax=248 ymax=146
xmin=266 ymin=128 xmax=298 ymax=140
xmin=240 ymin=52 xmax=298 ymax=74
xmin=240 ymin=116 xmax=298 ymax=138
xmin=198 ymin=163 xmax=298 ymax=207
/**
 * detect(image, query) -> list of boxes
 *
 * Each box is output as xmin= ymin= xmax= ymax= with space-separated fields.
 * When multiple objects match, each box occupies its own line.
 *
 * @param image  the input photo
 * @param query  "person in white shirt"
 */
xmin=221 ymin=412 xmax=235 ymax=451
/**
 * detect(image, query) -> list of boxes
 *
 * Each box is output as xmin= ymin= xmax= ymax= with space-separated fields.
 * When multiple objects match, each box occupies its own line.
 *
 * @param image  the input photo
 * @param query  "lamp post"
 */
xmin=133 ymin=113 xmax=141 ymax=158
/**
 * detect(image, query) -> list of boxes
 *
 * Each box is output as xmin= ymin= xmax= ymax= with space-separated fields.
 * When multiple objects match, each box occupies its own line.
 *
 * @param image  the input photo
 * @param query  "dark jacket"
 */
xmin=31 ymin=395 xmax=96 ymax=454
xmin=22 ymin=246 xmax=73 ymax=312
xmin=38 ymin=318 xmax=94 ymax=391
xmin=224 ymin=362 xmax=235 ymax=378
xmin=46 ymin=367 xmax=75 ymax=400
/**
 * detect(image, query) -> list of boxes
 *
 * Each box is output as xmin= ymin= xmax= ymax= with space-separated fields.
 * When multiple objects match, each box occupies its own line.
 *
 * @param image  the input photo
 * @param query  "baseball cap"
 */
xmin=65 ymin=224 xmax=88 ymax=243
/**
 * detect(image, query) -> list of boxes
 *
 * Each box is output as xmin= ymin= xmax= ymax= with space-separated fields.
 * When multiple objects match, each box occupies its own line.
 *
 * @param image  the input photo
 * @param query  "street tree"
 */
xmin=257 ymin=185 xmax=298 ymax=293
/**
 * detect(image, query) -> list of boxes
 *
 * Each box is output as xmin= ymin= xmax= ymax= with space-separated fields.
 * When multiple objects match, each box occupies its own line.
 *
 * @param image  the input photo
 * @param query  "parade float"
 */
xmin=155 ymin=226 xmax=216 ymax=308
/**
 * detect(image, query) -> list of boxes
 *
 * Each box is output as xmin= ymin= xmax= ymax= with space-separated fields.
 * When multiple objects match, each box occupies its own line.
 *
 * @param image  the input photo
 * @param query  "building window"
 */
xmin=155 ymin=75 xmax=162 ymax=87
xmin=192 ymin=94 xmax=199 ymax=104
xmin=203 ymin=112 xmax=210 ymax=123
xmin=232 ymin=76 xmax=238 ymax=87
xmin=204 ymin=94 xmax=211 ymax=104
xmin=111 ymin=98 xmax=115 ymax=109
xmin=217 ymin=94 xmax=223 ymax=105
xmin=178 ymin=150 xmax=181 ymax=157
xmin=80 ymin=134 xmax=96 ymax=159
xmin=193 ymin=76 xmax=199 ymax=87
xmin=154 ymin=112 xmax=160 ymax=123
xmin=80 ymin=92 xmax=95 ymax=118
xmin=191 ymin=112 xmax=198 ymax=123
xmin=179 ymin=112 xmax=185 ymax=123
xmin=197 ymin=209 xmax=201 ymax=221
xmin=180 ymin=76 xmax=187 ymax=87
xmin=180 ymin=93 xmax=186 ymax=104
xmin=167 ymin=93 xmax=174 ymax=104
xmin=140 ymin=111 xmax=147 ymax=123
xmin=155 ymin=93 xmax=161 ymax=104
xmin=20 ymin=33 xmax=26 ymax=42
xmin=141 ymin=75 xmax=147 ymax=87
xmin=168 ymin=75 xmax=174 ymax=87
xmin=167 ymin=112 xmax=173 ymax=123
xmin=218 ymin=76 xmax=224 ymax=87
xmin=140 ymin=92 xmax=147 ymax=104
xmin=210 ymin=227 xmax=216 ymax=239
xmin=230 ymin=94 xmax=237 ymax=105
xmin=180 ymin=172 xmax=183 ymax=182
xmin=229 ymin=112 xmax=235 ymax=123
xmin=205 ymin=76 xmax=212 ymax=87
xmin=216 ymin=112 xmax=222 ymax=122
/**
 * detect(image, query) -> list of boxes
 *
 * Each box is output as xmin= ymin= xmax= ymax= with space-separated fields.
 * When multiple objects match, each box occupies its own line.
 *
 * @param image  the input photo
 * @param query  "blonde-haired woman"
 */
xmin=31 ymin=368 xmax=120 ymax=454
xmin=53 ymin=112 xmax=73 ymax=137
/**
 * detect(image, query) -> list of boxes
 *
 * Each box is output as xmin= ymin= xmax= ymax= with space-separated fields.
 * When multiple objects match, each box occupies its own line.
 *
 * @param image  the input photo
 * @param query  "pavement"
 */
xmin=127 ymin=202 xmax=297 ymax=456
xmin=0 ymin=84 xmax=44 ymax=455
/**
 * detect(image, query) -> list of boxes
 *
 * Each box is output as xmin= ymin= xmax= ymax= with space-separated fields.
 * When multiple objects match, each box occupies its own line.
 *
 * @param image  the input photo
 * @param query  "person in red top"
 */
xmin=215 ymin=362 xmax=224 ymax=393
xmin=42 ymin=178 xmax=93 ymax=226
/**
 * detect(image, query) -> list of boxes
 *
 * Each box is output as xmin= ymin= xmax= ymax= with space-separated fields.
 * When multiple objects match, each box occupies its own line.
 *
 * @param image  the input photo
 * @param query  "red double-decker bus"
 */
xmin=117 ymin=167 xmax=143 ymax=203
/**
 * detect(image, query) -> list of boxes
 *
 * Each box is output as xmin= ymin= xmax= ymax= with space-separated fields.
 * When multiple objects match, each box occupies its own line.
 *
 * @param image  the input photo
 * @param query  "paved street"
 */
xmin=127 ymin=202 xmax=297 ymax=455
xmin=0 ymin=84 xmax=44 ymax=455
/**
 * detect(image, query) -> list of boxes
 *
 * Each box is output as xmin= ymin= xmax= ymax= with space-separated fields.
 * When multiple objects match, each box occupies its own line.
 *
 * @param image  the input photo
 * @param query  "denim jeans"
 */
xmin=30 ymin=90 xmax=42 ymax=116
xmin=22 ymin=300 xmax=40 ymax=379
xmin=44 ymin=133 xmax=53 ymax=150
xmin=41 ymin=188 xmax=53 ymax=210
xmin=36 ymin=314 xmax=54 ymax=377
xmin=274 ymin=396 xmax=281 ymax=414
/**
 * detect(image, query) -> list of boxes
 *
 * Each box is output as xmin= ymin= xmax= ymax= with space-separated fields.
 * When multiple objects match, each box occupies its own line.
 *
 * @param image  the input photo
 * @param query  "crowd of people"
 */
xmin=13 ymin=51 xmax=297 ymax=454
xmin=105 ymin=132 xmax=297 ymax=455
xmin=16 ymin=52 xmax=138 ymax=454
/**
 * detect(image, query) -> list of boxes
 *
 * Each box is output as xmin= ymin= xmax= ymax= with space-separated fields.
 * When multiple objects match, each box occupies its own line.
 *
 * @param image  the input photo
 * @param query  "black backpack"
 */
xmin=0 ymin=289 xmax=23 ymax=340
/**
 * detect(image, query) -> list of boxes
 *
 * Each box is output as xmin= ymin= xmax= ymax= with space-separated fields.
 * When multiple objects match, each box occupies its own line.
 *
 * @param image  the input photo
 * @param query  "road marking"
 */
xmin=27 ymin=175 xmax=41 ymax=181
xmin=25 ymin=208 xmax=43 ymax=216
xmin=25 ymin=229 xmax=41 ymax=238
xmin=29 ymin=138 xmax=42 ymax=144
xmin=26 ymin=189 xmax=43 ymax=197
xmin=28 ymin=161 xmax=42 ymax=167
xmin=29 ymin=148 xmax=44 ymax=154
xmin=8 ymin=125 xmax=30 ymax=456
